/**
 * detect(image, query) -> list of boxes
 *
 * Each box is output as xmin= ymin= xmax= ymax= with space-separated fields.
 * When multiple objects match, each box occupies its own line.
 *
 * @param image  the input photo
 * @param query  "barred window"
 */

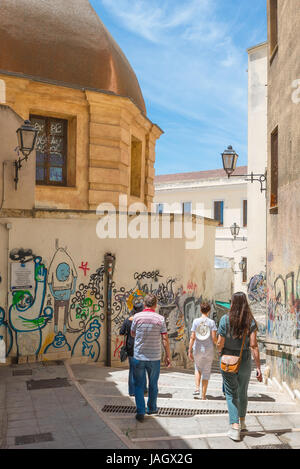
xmin=30 ymin=115 xmax=68 ymax=186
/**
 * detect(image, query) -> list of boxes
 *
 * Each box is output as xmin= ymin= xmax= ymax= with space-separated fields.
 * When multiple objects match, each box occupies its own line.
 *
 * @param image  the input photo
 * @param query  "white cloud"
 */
xmin=94 ymin=0 xmax=254 ymax=171
xmin=99 ymin=0 xmax=213 ymax=43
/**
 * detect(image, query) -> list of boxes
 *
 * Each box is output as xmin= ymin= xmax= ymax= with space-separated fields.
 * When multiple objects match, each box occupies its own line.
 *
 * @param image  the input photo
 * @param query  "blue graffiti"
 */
xmin=71 ymin=319 xmax=101 ymax=361
xmin=48 ymin=248 xmax=77 ymax=334
xmin=44 ymin=332 xmax=71 ymax=354
xmin=0 ymin=307 xmax=13 ymax=357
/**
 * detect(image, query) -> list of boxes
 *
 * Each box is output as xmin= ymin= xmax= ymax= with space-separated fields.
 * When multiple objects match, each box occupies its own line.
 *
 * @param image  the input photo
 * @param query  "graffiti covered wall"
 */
xmin=266 ymin=180 xmax=300 ymax=390
xmin=0 ymin=214 xmax=217 ymax=366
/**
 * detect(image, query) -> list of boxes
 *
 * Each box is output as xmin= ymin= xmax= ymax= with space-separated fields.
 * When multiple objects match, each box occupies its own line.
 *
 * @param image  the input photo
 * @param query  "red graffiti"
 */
xmin=113 ymin=337 xmax=124 ymax=358
xmin=79 ymin=261 xmax=90 ymax=276
xmin=187 ymin=281 xmax=197 ymax=291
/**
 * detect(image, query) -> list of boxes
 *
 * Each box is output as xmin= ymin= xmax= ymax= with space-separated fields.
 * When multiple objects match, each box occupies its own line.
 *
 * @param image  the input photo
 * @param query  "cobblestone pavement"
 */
xmin=1 ymin=359 xmax=300 ymax=449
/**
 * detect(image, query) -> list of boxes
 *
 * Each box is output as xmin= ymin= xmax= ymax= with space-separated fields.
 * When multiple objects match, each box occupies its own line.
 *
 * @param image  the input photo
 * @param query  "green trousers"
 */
xmin=220 ymin=350 xmax=252 ymax=425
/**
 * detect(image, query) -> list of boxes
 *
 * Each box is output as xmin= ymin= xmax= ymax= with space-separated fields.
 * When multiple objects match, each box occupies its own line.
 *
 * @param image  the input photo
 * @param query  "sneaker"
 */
xmin=193 ymin=390 xmax=200 ymax=396
xmin=135 ymin=414 xmax=144 ymax=422
xmin=227 ymin=427 xmax=241 ymax=441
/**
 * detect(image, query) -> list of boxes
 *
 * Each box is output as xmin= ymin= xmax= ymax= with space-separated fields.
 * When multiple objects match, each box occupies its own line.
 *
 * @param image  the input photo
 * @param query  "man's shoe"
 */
xmin=147 ymin=409 xmax=158 ymax=415
xmin=135 ymin=414 xmax=144 ymax=422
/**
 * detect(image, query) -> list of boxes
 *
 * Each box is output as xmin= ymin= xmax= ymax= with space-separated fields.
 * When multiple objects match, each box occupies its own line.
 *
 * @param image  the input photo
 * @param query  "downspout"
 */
xmin=104 ymin=252 xmax=116 ymax=367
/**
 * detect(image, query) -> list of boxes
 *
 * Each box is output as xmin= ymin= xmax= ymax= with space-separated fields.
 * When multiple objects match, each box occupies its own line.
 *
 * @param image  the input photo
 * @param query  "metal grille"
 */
xmin=15 ymin=432 xmax=53 ymax=446
xmin=26 ymin=378 xmax=71 ymax=390
xmin=251 ymin=444 xmax=291 ymax=450
xmin=101 ymin=405 xmax=282 ymax=416
xmin=12 ymin=369 xmax=32 ymax=376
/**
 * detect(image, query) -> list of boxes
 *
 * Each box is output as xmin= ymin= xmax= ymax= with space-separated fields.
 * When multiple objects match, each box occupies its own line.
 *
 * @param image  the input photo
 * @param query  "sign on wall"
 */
xmin=10 ymin=262 xmax=35 ymax=291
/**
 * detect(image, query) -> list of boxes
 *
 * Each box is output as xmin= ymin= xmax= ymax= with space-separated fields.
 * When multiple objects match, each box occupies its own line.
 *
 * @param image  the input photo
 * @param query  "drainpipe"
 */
xmin=104 ymin=252 xmax=116 ymax=367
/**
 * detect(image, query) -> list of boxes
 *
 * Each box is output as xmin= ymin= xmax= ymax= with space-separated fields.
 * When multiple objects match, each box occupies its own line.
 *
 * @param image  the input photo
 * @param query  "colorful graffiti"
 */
xmin=267 ymin=266 xmax=300 ymax=343
xmin=0 ymin=306 xmax=13 ymax=358
xmin=44 ymin=332 xmax=71 ymax=354
xmin=2 ymin=251 xmax=212 ymax=366
xmin=48 ymin=248 xmax=77 ymax=334
xmin=69 ymin=265 xmax=105 ymax=332
xmin=71 ymin=319 xmax=101 ymax=361
xmin=248 ymin=272 xmax=267 ymax=303
xmin=112 ymin=272 xmax=210 ymax=367
xmin=8 ymin=256 xmax=53 ymax=356
xmin=0 ymin=244 xmax=106 ymax=361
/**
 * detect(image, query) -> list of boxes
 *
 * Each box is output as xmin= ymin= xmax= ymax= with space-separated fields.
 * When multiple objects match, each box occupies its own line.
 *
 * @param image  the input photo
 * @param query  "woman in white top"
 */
xmin=188 ymin=302 xmax=217 ymax=400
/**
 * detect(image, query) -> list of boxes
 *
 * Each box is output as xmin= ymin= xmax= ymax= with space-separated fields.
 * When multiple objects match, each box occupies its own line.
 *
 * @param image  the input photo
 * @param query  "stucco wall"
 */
xmin=0 ymin=212 xmax=216 ymax=367
xmin=247 ymin=43 xmax=267 ymax=283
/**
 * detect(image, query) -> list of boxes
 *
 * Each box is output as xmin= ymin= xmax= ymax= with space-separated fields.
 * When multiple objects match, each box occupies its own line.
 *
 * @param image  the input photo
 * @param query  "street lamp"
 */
xmin=229 ymin=222 xmax=247 ymax=241
xmin=221 ymin=145 xmax=239 ymax=177
xmin=14 ymin=120 xmax=38 ymax=190
xmin=239 ymin=259 xmax=246 ymax=272
xmin=221 ymin=145 xmax=267 ymax=193
xmin=234 ymin=258 xmax=247 ymax=274
xmin=230 ymin=222 xmax=240 ymax=239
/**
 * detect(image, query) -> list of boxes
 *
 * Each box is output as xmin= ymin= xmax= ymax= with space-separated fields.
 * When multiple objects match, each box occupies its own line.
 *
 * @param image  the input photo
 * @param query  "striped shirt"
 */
xmin=131 ymin=308 xmax=167 ymax=361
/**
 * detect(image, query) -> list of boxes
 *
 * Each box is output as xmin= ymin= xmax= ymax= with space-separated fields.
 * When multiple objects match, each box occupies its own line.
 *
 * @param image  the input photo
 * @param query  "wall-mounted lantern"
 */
xmin=230 ymin=222 xmax=240 ymax=239
xmin=238 ymin=258 xmax=247 ymax=272
xmin=14 ymin=120 xmax=38 ymax=190
xmin=221 ymin=145 xmax=267 ymax=193
xmin=234 ymin=258 xmax=247 ymax=275
xmin=230 ymin=223 xmax=247 ymax=241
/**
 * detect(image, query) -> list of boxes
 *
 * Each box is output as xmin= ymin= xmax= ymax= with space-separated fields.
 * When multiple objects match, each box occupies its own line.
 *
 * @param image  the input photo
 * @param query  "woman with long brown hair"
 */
xmin=217 ymin=292 xmax=262 ymax=442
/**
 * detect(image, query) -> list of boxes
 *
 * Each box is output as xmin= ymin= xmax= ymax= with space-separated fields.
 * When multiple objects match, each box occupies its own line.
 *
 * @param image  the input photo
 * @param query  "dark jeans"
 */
xmin=132 ymin=358 xmax=160 ymax=415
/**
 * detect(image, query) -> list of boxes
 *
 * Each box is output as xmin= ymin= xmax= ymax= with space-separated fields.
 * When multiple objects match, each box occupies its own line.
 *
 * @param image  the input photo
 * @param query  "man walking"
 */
xmin=131 ymin=294 xmax=171 ymax=422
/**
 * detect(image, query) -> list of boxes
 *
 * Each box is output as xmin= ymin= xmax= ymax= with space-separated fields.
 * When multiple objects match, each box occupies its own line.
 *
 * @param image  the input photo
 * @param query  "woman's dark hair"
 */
xmin=200 ymin=302 xmax=211 ymax=314
xmin=132 ymin=299 xmax=144 ymax=314
xmin=229 ymin=292 xmax=256 ymax=338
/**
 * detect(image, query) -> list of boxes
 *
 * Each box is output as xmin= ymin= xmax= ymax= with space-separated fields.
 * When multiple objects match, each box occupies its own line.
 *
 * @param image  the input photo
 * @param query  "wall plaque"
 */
xmin=11 ymin=262 xmax=35 ymax=291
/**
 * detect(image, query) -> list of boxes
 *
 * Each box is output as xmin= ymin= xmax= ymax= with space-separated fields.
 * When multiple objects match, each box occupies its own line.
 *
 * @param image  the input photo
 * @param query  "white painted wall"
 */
xmin=247 ymin=43 xmax=268 ymax=282
xmin=154 ymin=176 xmax=248 ymax=294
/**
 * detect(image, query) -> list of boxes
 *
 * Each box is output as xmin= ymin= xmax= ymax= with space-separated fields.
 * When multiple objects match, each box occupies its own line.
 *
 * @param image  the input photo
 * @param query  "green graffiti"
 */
xmin=19 ymin=315 xmax=46 ymax=330
xmin=12 ymin=291 xmax=32 ymax=307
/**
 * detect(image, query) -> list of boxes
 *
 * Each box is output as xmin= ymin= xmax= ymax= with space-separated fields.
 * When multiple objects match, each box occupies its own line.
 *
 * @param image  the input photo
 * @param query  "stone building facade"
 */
xmin=266 ymin=0 xmax=300 ymax=391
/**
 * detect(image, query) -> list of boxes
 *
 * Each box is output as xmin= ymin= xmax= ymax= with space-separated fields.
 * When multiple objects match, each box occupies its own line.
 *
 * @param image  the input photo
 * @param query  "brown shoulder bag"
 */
xmin=220 ymin=331 xmax=247 ymax=373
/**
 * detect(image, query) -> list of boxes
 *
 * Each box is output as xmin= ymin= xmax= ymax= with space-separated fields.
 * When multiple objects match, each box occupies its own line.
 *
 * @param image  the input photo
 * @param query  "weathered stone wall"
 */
xmin=0 ymin=74 xmax=162 ymax=212
xmin=266 ymin=0 xmax=300 ymax=390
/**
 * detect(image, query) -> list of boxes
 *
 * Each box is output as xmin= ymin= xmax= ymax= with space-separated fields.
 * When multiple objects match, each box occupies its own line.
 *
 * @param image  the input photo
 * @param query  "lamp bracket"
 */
xmin=229 ymin=171 xmax=266 ymax=192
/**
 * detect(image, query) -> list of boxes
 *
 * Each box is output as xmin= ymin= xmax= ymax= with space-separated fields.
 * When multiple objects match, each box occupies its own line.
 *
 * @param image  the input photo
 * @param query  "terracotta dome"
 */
xmin=0 ymin=0 xmax=146 ymax=114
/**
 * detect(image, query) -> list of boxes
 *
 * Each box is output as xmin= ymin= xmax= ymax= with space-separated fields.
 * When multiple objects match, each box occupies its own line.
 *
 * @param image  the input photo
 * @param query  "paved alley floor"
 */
xmin=0 ymin=359 xmax=300 ymax=449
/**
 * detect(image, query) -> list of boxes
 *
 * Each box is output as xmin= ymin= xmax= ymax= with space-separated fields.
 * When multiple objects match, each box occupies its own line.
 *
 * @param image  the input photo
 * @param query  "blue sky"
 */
xmin=91 ymin=0 xmax=267 ymax=175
